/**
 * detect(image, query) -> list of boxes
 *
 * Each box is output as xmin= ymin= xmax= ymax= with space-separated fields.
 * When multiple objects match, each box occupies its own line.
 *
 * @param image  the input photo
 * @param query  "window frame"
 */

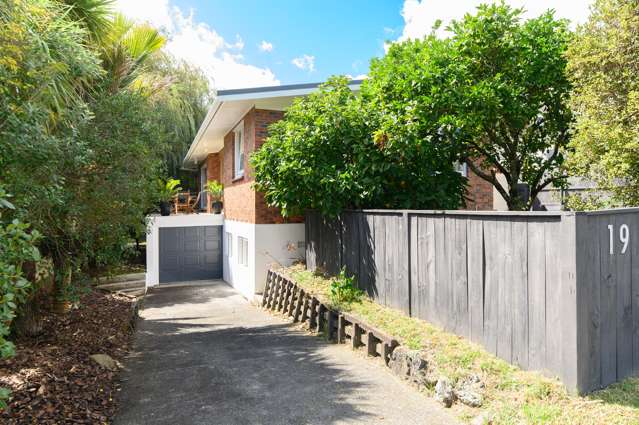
xmin=225 ymin=232 xmax=232 ymax=257
xmin=237 ymin=236 xmax=248 ymax=267
xmin=234 ymin=123 xmax=244 ymax=179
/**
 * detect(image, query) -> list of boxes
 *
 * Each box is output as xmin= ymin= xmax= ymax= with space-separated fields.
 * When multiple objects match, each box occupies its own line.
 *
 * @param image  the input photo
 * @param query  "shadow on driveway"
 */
xmin=115 ymin=282 xmax=458 ymax=425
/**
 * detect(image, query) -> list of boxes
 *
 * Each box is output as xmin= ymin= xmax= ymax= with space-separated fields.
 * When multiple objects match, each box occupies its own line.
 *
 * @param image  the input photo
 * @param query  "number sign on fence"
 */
xmin=305 ymin=208 xmax=639 ymax=394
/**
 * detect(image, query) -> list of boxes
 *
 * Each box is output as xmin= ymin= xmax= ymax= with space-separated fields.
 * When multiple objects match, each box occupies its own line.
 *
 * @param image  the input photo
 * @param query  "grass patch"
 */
xmin=280 ymin=264 xmax=639 ymax=424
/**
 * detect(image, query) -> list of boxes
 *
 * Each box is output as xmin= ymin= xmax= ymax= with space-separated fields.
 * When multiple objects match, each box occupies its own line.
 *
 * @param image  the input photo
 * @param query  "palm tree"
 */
xmin=99 ymin=13 xmax=166 ymax=93
xmin=61 ymin=0 xmax=114 ymax=42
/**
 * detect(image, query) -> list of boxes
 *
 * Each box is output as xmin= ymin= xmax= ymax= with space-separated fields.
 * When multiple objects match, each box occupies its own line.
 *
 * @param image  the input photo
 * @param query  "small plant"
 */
xmin=156 ymin=178 xmax=182 ymax=202
xmin=204 ymin=180 xmax=224 ymax=201
xmin=329 ymin=268 xmax=363 ymax=304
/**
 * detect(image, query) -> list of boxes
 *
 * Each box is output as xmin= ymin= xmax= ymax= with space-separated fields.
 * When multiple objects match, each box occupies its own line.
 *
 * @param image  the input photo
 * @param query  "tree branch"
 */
xmin=465 ymin=159 xmax=510 ymax=206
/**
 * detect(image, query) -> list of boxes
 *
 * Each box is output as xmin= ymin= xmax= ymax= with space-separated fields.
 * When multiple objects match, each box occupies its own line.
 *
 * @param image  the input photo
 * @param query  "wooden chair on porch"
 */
xmin=173 ymin=191 xmax=201 ymax=214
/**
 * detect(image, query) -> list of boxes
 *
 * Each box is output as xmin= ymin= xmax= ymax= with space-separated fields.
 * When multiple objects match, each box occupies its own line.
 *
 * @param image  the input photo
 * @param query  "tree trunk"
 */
xmin=52 ymin=257 xmax=73 ymax=314
xmin=13 ymin=260 xmax=55 ymax=337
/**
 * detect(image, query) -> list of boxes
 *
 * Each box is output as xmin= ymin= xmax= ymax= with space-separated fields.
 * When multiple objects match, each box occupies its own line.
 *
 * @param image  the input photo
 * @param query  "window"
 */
xmin=225 ymin=232 xmax=232 ymax=257
xmin=200 ymin=164 xmax=208 ymax=209
xmin=454 ymin=161 xmax=468 ymax=177
xmin=234 ymin=124 xmax=244 ymax=178
xmin=237 ymin=236 xmax=248 ymax=267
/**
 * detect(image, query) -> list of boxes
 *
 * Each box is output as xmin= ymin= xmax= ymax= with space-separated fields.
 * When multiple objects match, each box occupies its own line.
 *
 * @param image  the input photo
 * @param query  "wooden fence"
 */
xmin=305 ymin=208 xmax=639 ymax=393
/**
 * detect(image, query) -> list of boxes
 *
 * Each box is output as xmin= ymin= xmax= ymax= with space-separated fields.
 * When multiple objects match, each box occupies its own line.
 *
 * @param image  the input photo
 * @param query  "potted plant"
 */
xmin=205 ymin=180 xmax=224 ymax=214
xmin=157 ymin=178 xmax=182 ymax=216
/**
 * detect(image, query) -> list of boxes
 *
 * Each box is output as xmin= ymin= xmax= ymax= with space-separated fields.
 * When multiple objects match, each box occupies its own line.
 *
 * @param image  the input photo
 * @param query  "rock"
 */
xmin=89 ymin=354 xmax=120 ymax=371
xmin=454 ymin=374 xmax=485 ymax=407
xmin=455 ymin=389 xmax=483 ymax=407
xmin=434 ymin=377 xmax=455 ymax=408
xmin=471 ymin=412 xmax=494 ymax=425
xmin=388 ymin=347 xmax=412 ymax=378
xmin=388 ymin=348 xmax=435 ymax=389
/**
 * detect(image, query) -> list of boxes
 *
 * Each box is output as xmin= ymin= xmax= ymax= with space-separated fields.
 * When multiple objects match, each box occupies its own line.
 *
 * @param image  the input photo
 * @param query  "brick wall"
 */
xmin=223 ymin=181 xmax=256 ymax=222
xmin=464 ymin=162 xmax=494 ymax=211
xmin=206 ymin=152 xmax=221 ymax=182
xmin=217 ymin=107 xmax=298 ymax=223
xmin=254 ymin=109 xmax=283 ymax=150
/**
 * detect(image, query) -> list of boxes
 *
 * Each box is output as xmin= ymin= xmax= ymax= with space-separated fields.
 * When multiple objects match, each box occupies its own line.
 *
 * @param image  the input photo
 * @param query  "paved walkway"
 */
xmin=115 ymin=282 xmax=459 ymax=425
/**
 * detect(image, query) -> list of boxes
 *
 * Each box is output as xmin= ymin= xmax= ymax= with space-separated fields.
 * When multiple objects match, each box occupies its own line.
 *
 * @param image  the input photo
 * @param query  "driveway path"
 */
xmin=115 ymin=282 xmax=459 ymax=425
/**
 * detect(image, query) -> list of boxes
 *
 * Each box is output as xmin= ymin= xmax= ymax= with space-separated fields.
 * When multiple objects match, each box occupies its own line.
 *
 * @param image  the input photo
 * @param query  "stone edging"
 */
xmin=262 ymin=269 xmax=486 ymax=412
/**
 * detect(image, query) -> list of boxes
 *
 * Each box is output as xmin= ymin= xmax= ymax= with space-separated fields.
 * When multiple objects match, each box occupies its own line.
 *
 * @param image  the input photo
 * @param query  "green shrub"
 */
xmin=329 ymin=268 xmax=363 ymax=305
xmin=0 ymin=187 xmax=41 ymax=408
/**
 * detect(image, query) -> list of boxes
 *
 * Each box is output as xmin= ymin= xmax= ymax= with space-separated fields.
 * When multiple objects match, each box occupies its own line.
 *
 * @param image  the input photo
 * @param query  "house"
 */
xmin=147 ymin=80 xmax=494 ymax=299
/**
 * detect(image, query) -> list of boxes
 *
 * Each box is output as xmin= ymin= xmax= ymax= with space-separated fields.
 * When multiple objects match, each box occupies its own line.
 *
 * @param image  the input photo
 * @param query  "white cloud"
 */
xmin=113 ymin=0 xmax=279 ymax=90
xmin=259 ymin=40 xmax=274 ymax=52
xmin=346 ymin=74 xmax=368 ymax=80
xmin=291 ymin=54 xmax=316 ymax=72
xmin=398 ymin=0 xmax=595 ymax=41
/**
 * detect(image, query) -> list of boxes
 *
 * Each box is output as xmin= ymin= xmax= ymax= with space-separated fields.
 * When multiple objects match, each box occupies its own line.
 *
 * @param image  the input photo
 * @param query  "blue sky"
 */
xmin=170 ymin=0 xmax=403 ymax=85
xmin=115 ymin=0 xmax=594 ymax=90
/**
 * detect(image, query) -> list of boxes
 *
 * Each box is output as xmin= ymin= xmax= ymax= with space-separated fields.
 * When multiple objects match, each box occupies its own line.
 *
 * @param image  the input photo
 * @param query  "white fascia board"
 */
xmin=182 ymin=98 xmax=223 ymax=169
xmin=218 ymin=81 xmax=361 ymax=102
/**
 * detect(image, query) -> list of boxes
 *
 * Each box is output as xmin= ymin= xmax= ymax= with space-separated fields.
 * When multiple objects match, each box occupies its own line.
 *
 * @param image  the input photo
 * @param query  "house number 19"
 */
xmin=608 ymin=224 xmax=630 ymax=255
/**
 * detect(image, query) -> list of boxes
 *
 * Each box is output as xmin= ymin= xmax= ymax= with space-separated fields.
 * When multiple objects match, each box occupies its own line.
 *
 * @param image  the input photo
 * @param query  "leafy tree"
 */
xmin=1 ymin=0 xmax=209 ymax=302
xmin=451 ymin=4 xmax=572 ymax=210
xmin=371 ymin=4 xmax=572 ymax=210
xmin=566 ymin=0 xmax=639 ymax=207
xmin=251 ymin=77 xmax=466 ymax=217
xmin=144 ymin=54 xmax=211 ymax=180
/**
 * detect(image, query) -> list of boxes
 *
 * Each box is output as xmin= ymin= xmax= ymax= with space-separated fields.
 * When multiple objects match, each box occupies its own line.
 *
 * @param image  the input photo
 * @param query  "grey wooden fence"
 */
xmin=305 ymin=208 xmax=639 ymax=394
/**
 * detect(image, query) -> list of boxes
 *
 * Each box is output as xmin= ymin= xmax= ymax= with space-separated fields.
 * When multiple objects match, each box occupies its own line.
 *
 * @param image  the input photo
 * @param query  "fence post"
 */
xmin=404 ymin=211 xmax=412 ymax=317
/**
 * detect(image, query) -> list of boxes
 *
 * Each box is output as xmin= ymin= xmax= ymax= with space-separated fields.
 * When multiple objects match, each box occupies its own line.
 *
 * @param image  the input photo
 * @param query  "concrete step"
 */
xmin=99 ymin=272 xmax=145 ymax=285
xmin=97 ymin=279 xmax=145 ymax=291
xmin=117 ymin=287 xmax=146 ymax=298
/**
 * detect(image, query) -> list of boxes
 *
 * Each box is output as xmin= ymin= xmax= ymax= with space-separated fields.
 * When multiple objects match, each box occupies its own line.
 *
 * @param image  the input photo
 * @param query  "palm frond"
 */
xmin=61 ymin=0 xmax=114 ymax=42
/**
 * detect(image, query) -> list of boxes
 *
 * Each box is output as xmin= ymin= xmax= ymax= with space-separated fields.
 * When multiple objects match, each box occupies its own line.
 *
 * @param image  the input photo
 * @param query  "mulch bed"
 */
xmin=0 ymin=290 xmax=137 ymax=424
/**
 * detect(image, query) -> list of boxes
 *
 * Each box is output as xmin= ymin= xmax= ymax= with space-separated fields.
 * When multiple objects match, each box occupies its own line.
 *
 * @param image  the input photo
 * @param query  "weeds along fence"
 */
xmin=305 ymin=208 xmax=639 ymax=394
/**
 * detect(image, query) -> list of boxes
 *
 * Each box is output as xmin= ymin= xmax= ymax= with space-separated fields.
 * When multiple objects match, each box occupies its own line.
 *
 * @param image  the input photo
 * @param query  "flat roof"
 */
xmin=216 ymin=79 xmax=365 ymax=97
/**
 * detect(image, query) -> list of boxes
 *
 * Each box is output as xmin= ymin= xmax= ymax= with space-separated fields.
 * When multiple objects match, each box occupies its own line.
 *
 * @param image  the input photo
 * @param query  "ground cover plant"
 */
xmin=281 ymin=264 xmax=639 ymax=425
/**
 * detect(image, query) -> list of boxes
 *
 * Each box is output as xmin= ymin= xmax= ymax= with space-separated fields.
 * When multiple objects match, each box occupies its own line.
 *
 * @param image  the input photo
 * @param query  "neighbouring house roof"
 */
xmin=182 ymin=79 xmax=363 ymax=170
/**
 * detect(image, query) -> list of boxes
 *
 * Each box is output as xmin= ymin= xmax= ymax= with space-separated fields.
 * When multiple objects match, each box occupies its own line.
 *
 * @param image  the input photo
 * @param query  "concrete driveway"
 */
xmin=114 ymin=281 xmax=459 ymax=425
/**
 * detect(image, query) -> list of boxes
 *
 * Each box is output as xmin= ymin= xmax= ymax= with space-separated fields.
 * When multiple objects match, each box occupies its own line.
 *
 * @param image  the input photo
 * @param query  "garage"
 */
xmin=159 ymin=226 xmax=222 ymax=283
xmin=145 ymin=214 xmax=224 ymax=287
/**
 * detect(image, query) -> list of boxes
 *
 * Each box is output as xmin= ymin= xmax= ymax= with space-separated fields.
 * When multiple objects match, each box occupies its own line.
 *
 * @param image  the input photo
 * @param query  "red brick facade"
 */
xmin=464 ymin=164 xmax=494 ymax=210
xmin=201 ymin=107 xmax=493 ymax=221
xmin=211 ymin=107 xmax=303 ymax=224
xmin=205 ymin=152 xmax=221 ymax=182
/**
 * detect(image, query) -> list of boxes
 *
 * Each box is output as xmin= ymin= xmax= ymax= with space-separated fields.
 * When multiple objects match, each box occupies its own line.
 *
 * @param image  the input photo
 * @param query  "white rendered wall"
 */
xmin=223 ymin=220 xmax=305 ymax=298
xmin=147 ymin=215 xmax=305 ymax=298
xmin=145 ymin=213 xmax=224 ymax=288
xmin=254 ymin=223 xmax=305 ymax=294
xmin=222 ymin=220 xmax=256 ymax=299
